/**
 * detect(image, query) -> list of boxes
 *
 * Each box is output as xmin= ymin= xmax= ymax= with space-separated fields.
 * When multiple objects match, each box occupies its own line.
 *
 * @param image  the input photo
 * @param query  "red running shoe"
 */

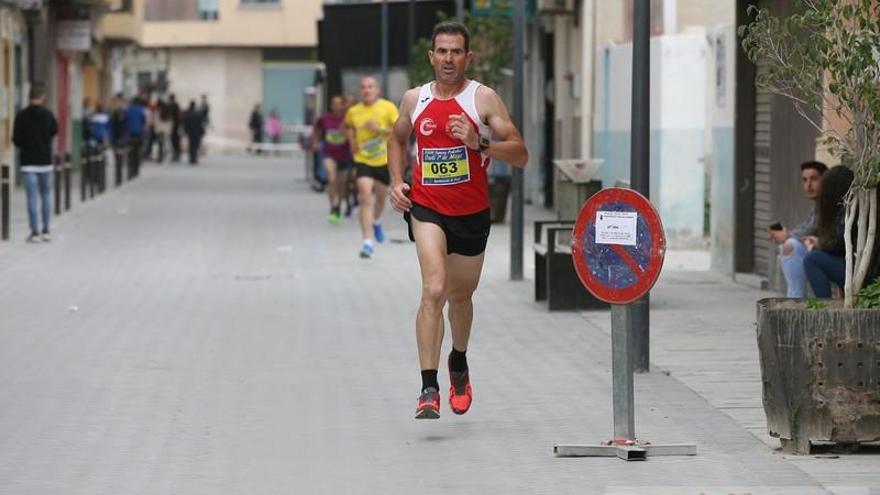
xmin=448 ymin=357 xmax=473 ymax=415
xmin=415 ymin=387 xmax=440 ymax=419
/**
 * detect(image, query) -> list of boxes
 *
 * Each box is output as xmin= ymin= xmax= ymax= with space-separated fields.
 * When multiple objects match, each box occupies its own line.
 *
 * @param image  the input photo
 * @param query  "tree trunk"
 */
xmin=844 ymin=198 xmax=857 ymax=308
xmin=854 ymin=189 xmax=878 ymax=299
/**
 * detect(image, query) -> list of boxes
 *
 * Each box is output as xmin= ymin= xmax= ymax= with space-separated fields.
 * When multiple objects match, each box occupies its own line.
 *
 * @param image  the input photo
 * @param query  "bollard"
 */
xmin=54 ymin=156 xmax=62 ymax=216
xmin=88 ymin=148 xmax=97 ymax=199
xmin=64 ymin=154 xmax=71 ymax=211
xmin=114 ymin=145 xmax=123 ymax=186
xmin=98 ymin=147 xmax=107 ymax=193
xmin=1 ymin=164 xmax=9 ymax=240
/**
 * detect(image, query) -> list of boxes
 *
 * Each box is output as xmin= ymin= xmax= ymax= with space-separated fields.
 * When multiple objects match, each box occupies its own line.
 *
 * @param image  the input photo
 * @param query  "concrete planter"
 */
xmin=756 ymin=298 xmax=880 ymax=454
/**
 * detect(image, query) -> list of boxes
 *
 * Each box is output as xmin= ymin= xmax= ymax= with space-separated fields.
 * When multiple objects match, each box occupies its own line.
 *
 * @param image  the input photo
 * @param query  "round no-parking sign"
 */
xmin=571 ymin=188 xmax=666 ymax=305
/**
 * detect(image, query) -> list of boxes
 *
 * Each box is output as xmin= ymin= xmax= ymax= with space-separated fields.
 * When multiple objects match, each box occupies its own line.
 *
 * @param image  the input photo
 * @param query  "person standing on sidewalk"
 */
xmin=311 ymin=95 xmax=353 ymax=224
xmin=154 ymin=95 xmax=174 ymax=163
xmin=248 ymin=103 xmax=264 ymax=155
xmin=388 ymin=21 xmax=528 ymax=419
xmin=344 ymin=76 xmax=399 ymax=258
xmin=265 ymin=109 xmax=283 ymax=155
xmin=168 ymin=94 xmax=182 ymax=162
xmin=125 ymin=96 xmax=147 ymax=177
xmin=13 ymin=84 xmax=58 ymax=243
xmin=199 ymin=94 xmax=211 ymax=156
xmin=184 ymin=101 xmax=205 ymax=165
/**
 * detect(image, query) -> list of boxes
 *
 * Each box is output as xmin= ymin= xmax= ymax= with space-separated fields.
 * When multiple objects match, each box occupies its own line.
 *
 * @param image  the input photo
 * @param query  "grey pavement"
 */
xmin=0 ymin=154 xmax=876 ymax=494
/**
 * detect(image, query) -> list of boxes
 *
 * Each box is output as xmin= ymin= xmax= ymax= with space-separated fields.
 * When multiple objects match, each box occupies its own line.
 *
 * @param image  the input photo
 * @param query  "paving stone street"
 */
xmin=0 ymin=155 xmax=877 ymax=494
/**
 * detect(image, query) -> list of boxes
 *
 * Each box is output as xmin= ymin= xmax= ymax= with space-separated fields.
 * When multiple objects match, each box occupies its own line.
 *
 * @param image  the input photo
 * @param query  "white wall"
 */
xmin=708 ymin=25 xmax=737 ymax=273
xmin=168 ymin=48 xmax=262 ymax=146
xmin=593 ymin=32 xmax=713 ymax=246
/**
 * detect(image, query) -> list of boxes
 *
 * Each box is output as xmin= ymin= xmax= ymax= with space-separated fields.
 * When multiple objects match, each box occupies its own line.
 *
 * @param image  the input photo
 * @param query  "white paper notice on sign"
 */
xmin=595 ymin=211 xmax=638 ymax=246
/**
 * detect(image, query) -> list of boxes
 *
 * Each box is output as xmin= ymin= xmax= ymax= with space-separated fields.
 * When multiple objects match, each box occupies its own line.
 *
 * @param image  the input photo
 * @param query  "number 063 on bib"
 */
xmin=421 ymin=146 xmax=470 ymax=186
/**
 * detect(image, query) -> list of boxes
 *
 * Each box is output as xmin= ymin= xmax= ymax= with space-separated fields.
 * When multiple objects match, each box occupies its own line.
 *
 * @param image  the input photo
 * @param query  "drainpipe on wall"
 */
xmin=580 ymin=0 xmax=594 ymax=160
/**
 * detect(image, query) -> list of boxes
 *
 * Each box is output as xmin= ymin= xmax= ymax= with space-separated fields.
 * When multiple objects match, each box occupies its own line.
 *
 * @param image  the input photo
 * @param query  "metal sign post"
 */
xmin=510 ymin=0 xmax=525 ymax=281
xmin=554 ymin=188 xmax=696 ymax=461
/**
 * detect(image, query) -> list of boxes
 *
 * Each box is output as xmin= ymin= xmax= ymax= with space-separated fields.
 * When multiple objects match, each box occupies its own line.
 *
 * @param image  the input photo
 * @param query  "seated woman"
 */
xmin=803 ymin=166 xmax=880 ymax=297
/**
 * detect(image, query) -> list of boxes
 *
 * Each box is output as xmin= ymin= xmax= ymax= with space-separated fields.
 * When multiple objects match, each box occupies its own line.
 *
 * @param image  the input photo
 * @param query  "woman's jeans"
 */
xmin=22 ymin=171 xmax=52 ymax=235
xmin=779 ymin=238 xmax=808 ymax=298
xmin=804 ymin=249 xmax=846 ymax=298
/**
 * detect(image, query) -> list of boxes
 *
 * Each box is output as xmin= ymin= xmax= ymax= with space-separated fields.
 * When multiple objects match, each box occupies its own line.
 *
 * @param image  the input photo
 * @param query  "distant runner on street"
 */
xmin=388 ymin=21 xmax=528 ymax=419
xmin=344 ymin=76 xmax=399 ymax=259
xmin=312 ymin=95 xmax=353 ymax=224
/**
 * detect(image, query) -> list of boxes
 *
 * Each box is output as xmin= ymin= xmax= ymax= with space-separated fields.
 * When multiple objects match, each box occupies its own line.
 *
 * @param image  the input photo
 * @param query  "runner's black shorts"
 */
xmin=355 ymin=162 xmax=390 ymax=185
xmin=324 ymin=157 xmax=353 ymax=172
xmin=405 ymin=202 xmax=491 ymax=257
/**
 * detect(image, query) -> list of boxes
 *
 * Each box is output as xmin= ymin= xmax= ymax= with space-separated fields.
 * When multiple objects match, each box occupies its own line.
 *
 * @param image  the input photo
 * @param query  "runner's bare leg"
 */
xmin=357 ymin=176 xmax=375 ymax=240
xmin=412 ymin=216 xmax=448 ymax=369
xmin=445 ymin=252 xmax=484 ymax=353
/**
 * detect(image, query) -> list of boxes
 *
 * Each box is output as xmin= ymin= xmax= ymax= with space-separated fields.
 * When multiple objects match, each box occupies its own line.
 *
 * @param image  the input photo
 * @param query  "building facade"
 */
xmin=98 ymin=0 xmax=324 ymax=146
xmin=545 ymin=0 xmax=735 ymax=260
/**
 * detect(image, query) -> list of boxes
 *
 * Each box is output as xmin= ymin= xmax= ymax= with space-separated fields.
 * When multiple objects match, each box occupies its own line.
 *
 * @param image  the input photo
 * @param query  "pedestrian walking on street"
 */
xmin=12 ymin=84 xmax=58 ymax=243
xmin=154 ymin=95 xmax=174 ymax=163
xmin=184 ymin=101 xmax=205 ymax=165
xmin=199 ymin=94 xmax=211 ymax=156
xmin=143 ymin=93 xmax=158 ymax=161
xmin=89 ymin=104 xmax=111 ymax=149
xmin=168 ymin=94 xmax=182 ymax=162
xmin=125 ymin=96 xmax=147 ymax=177
xmin=344 ymin=76 xmax=399 ymax=259
xmin=265 ymin=109 xmax=283 ymax=155
xmin=312 ymin=95 xmax=353 ymax=224
xmin=388 ymin=21 xmax=528 ymax=419
xmin=248 ymin=103 xmax=263 ymax=154
xmin=110 ymin=94 xmax=128 ymax=174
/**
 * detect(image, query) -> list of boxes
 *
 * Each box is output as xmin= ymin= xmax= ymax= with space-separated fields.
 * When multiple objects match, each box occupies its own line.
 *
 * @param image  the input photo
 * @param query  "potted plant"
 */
xmin=740 ymin=0 xmax=880 ymax=453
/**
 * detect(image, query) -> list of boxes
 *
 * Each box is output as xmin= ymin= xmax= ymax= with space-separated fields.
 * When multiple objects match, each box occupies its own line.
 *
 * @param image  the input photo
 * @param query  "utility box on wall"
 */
xmin=553 ymin=159 xmax=603 ymax=221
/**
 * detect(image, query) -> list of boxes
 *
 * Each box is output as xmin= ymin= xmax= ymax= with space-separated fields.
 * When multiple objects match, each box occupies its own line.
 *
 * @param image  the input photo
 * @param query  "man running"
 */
xmin=388 ymin=21 xmax=528 ymax=419
xmin=312 ymin=95 xmax=353 ymax=224
xmin=344 ymin=76 xmax=399 ymax=258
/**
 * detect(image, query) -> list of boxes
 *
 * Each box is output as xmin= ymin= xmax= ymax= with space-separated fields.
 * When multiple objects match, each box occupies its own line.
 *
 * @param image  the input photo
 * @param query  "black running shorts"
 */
xmin=405 ymin=203 xmax=491 ymax=257
xmin=355 ymin=162 xmax=390 ymax=185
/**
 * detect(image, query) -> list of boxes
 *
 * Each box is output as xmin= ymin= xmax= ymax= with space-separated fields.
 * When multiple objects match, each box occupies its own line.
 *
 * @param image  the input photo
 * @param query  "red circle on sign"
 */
xmin=571 ymin=188 xmax=666 ymax=305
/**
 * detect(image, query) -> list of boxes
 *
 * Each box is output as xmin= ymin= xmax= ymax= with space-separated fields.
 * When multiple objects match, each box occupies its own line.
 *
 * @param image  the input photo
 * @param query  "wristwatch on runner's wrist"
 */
xmin=478 ymin=136 xmax=490 ymax=152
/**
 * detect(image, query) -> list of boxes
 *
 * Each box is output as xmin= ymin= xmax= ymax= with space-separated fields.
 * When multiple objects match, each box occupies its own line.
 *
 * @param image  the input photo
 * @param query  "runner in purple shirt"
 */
xmin=311 ymin=95 xmax=353 ymax=224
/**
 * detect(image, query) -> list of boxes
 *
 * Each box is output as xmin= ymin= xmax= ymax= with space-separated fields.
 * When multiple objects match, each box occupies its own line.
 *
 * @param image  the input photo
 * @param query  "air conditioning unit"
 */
xmin=537 ymin=0 xmax=573 ymax=16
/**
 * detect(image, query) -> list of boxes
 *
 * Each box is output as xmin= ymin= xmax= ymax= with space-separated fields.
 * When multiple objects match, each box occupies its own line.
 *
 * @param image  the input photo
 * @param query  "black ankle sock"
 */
xmin=449 ymin=348 xmax=468 ymax=372
xmin=421 ymin=369 xmax=439 ymax=392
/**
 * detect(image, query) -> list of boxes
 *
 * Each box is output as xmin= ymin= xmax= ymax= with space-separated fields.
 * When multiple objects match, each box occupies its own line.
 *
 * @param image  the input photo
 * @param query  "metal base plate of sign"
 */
xmin=558 ymin=188 xmax=696 ymax=462
xmin=554 ymin=442 xmax=697 ymax=460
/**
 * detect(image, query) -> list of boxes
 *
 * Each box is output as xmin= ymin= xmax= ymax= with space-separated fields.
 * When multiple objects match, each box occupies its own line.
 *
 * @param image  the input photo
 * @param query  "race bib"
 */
xmin=421 ymin=146 xmax=470 ymax=186
xmin=325 ymin=129 xmax=346 ymax=145
xmin=361 ymin=137 xmax=385 ymax=158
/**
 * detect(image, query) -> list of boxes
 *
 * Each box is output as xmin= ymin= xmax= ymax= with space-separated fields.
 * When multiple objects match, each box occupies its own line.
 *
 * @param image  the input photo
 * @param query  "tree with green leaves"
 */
xmin=740 ymin=0 xmax=880 ymax=307
xmin=409 ymin=12 xmax=513 ymax=89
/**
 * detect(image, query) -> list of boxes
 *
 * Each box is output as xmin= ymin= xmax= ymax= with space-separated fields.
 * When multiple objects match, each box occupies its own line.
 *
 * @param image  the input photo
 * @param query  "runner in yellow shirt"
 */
xmin=344 ymin=76 xmax=399 ymax=259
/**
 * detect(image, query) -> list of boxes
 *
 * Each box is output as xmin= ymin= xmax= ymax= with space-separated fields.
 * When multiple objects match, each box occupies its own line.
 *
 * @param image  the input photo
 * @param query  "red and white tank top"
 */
xmin=411 ymin=80 xmax=491 ymax=216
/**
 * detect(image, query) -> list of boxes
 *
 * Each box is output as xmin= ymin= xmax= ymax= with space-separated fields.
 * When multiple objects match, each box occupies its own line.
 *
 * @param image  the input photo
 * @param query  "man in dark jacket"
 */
xmin=184 ymin=101 xmax=205 ymax=165
xmin=13 ymin=85 xmax=58 ymax=243
xmin=125 ymin=96 xmax=147 ymax=177
xmin=248 ymin=103 xmax=263 ymax=154
xmin=168 ymin=94 xmax=182 ymax=162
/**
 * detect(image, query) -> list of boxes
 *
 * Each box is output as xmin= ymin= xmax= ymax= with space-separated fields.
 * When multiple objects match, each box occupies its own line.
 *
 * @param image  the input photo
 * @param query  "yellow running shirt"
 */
xmin=344 ymin=99 xmax=399 ymax=167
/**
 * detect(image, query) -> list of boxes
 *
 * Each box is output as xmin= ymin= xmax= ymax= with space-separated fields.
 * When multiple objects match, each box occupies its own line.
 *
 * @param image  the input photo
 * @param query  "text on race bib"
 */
xmin=361 ymin=137 xmax=385 ymax=158
xmin=421 ymin=146 xmax=470 ymax=186
xmin=325 ymin=129 xmax=346 ymax=145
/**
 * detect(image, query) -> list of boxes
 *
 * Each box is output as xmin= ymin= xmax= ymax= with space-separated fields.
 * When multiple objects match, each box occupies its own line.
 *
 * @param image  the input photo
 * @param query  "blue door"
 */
xmin=262 ymin=63 xmax=317 ymax=138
